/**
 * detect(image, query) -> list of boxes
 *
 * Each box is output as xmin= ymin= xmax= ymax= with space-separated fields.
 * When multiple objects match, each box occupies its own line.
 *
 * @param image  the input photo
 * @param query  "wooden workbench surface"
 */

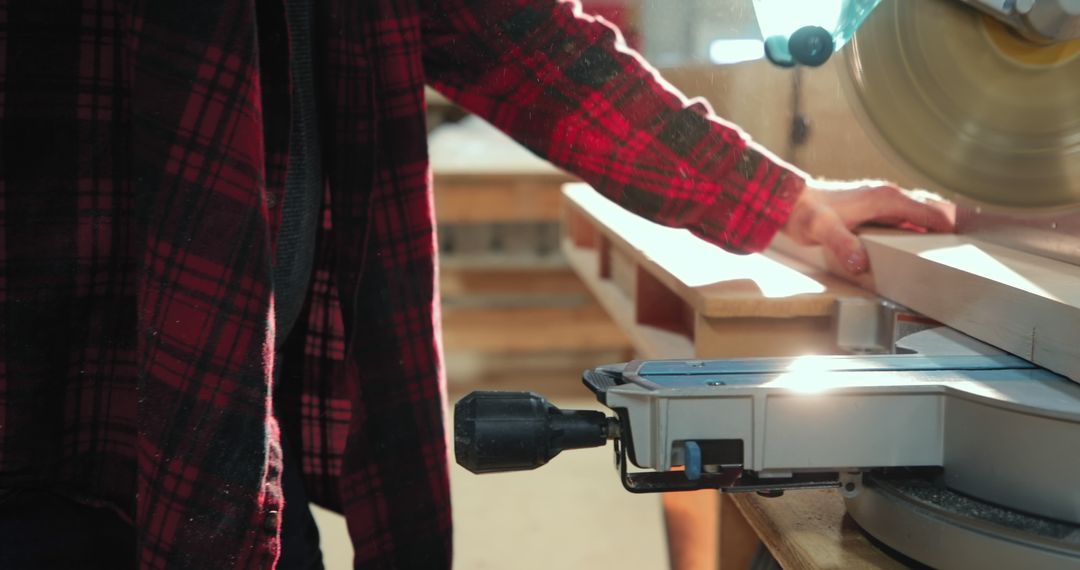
xmin=731 ymin=491 xmax=906 ymax=569
xmin=430 ymin=117 xmax=574 ymax=224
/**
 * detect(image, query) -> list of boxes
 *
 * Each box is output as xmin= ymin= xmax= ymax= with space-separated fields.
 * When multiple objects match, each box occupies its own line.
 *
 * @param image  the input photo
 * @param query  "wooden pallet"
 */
xmin=562 ymin=183 xmax=873 ymax=360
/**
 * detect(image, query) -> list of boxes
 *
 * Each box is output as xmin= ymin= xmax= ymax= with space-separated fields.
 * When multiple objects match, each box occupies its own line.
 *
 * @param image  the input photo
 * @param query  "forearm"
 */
xmin=422 ymin=0 xmax=805 ymax=253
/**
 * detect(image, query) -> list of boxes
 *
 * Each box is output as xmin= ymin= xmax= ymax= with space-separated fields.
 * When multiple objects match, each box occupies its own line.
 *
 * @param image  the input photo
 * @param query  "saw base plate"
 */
xmin=847 ymin=473 xmax=1080 ymax=569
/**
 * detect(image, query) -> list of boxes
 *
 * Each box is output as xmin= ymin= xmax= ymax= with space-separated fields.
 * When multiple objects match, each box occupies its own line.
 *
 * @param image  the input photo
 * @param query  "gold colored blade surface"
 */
xmin=843 ymin=0 xmax=1080 ymax=208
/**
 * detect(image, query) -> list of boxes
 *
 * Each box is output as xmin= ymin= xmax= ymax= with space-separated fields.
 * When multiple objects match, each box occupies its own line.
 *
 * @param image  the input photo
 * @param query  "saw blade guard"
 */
xmin=841 ymin=0 xmax=1080 ymax=208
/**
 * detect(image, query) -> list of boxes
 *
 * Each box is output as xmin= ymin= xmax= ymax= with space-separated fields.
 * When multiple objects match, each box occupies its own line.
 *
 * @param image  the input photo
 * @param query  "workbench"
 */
xmin=431 ymin=116 xmax=573 ymax=226
xmin=561 ymin=182 xmax=902 ymax=569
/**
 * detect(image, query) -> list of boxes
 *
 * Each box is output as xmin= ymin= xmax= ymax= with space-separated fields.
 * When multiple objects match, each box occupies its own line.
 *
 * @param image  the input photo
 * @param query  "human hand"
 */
xmin=782 ymin=179 xmax=955 ymax=274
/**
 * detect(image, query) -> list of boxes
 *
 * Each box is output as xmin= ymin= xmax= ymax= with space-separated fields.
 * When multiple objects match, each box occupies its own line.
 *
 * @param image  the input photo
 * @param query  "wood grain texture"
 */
xmin=694 ymin=314 xmax=838 ymax=359
xmin=441 ymin=304 xmax=628 ymax=353
xmin=732 ymin=491 xmax=906 ymax=570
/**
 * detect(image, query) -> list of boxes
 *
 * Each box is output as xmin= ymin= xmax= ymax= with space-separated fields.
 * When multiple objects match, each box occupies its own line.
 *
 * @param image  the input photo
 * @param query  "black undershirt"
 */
xmin=273 ymin=4 xmax=325 ymax=562
xmin=274 ymin=0 xmax=323 ymax=351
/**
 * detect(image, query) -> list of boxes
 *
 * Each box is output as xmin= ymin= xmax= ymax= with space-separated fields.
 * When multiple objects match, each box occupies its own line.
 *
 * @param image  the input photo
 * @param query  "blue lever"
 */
xmin=684 ymin=441 xmax=702 ymax=481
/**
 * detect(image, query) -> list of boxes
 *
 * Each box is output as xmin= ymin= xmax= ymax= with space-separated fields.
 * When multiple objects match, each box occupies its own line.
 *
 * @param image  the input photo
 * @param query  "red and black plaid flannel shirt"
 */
xmin=0 ymin=0 xmax=802 ymax=567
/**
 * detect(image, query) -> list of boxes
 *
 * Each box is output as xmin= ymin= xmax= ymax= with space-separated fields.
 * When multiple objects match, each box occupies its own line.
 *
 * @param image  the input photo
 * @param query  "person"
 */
xmin=0 ymin=0 xmax=952 ymax=568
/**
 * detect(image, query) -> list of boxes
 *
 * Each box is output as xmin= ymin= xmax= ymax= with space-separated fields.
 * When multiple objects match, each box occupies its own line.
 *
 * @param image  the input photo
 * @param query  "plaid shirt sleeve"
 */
xmin=423 ymin=0 xmax=806 ymax=253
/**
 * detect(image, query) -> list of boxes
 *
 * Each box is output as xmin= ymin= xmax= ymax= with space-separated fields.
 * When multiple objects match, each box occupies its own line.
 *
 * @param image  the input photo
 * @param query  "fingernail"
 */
xmin=846 ymin=250 xmax=868 ymax=274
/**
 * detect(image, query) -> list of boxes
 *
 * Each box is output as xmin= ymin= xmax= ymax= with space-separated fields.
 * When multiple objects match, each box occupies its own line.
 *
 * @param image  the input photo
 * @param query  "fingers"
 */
xmin=865 ymin=186 xmax=955 ymax=233
xmin=812 ymin=209 xmax=869 ymax=274
xmin=784 ymin=179 xmax=955 ymax=275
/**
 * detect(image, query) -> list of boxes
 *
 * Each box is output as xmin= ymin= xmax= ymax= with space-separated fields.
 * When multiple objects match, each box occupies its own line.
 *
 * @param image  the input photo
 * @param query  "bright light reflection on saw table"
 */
xmin=759 ymin=354 xmax=1008 ymax=399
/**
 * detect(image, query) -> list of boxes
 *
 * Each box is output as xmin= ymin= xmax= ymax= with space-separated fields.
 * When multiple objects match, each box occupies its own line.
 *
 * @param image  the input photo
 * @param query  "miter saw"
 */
xmin=454 ymin=1 xmax=1080 ymax=568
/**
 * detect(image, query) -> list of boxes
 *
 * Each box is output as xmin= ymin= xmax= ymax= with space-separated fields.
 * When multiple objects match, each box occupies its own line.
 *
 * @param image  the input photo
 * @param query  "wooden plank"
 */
xmin=598 ymin=235 xmax=612 ymax=279
xmin=440 ymin=266 xmax=588 ymax=298
xmin=433 ymin=176 xmax=570 ymax=223
xmin=772 ymin=231 xmax=1080 ymax=384
xmin=563 ymin=184 xmax=863 ymax=319
xmin=694 ymin=314 xmax=838 ymax=359
xmin=441 ymin=304 xmax=628 ymax=353
xmin=563 ymin=241 xmax=695 ymax=360
xmin=731 ymin=491 xmax=905 ymax=570
xmin=566 ymin=203 xmax=600 ymax=248
xmin=638 ymin=265 xmax=696 ymax=339
xmin=864 ymin=232 xmax=1080 ymax=384
xmin=610 ymin=242 xmax=638 ymax=302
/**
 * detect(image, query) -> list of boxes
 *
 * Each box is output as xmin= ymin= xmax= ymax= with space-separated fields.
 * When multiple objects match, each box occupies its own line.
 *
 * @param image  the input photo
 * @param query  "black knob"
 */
xmin=455 ymin=391 xmax=611 ymax=474
xmin=789 ymin=26 xmax=834 ymax=67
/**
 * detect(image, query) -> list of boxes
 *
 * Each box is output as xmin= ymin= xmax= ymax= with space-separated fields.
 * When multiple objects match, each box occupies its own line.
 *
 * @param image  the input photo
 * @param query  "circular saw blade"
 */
xmin=842 ymin=0 xmax=1080 ymax=209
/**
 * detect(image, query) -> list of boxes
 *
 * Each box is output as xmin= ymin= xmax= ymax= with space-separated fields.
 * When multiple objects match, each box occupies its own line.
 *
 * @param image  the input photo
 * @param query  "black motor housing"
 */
xmin=454 ymin=391 xmax=611 ymax=474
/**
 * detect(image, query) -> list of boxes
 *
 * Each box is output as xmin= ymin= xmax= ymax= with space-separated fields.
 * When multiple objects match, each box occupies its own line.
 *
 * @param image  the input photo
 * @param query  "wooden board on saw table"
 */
xmin=771 ymin=231 xmax=1080 ymax=384
xmin=732 ymin=491 xmax=907 ymax=569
